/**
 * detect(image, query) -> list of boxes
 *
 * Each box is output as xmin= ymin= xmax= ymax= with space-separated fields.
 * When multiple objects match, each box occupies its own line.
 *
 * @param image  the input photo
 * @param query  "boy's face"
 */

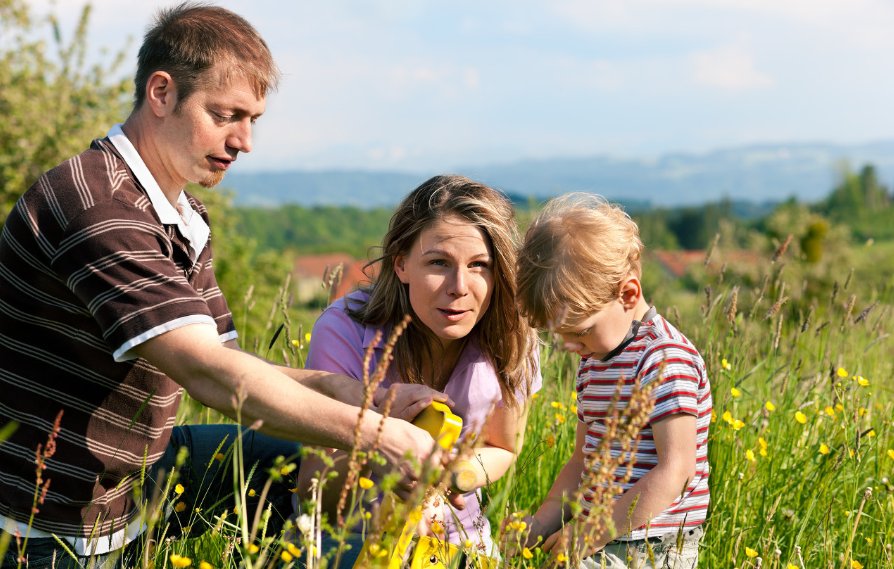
xmin=554 ymin=277 xmax=647 ymax=360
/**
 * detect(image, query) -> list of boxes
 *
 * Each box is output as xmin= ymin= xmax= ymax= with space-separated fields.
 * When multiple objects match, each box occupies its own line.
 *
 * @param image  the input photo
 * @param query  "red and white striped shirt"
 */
xmin=576 ymin=310 xmax=711 ymax=540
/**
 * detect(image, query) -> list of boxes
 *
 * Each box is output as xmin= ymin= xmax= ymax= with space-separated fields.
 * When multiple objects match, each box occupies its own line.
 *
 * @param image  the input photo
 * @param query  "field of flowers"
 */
xmin=3 ymin=239 xmax=890 ymax=569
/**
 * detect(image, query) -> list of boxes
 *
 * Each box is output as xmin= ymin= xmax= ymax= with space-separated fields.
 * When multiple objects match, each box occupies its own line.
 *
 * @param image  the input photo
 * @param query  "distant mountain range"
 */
xmin=224 ymin=140 xmax=894 ymax=209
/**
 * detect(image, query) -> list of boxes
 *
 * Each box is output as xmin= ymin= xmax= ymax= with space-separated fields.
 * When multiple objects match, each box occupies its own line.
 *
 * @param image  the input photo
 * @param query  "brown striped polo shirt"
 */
xmin=0 ymin=136 xmax=236 ymax=538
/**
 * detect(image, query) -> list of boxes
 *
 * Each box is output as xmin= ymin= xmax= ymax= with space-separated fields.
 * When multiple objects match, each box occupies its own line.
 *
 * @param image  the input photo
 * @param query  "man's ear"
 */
xmin=144 ymin=71 xmax=177 ymax=117
xmin=619 ymin=276 xmax=642 ymax=310
xmin=394 ymin=255 xmax=409 ymax=284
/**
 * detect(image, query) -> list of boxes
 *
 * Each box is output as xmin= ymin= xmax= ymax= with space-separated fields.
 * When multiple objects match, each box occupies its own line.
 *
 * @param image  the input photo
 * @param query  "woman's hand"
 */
xmin=374 ymin=384 xmax=454 ymax=421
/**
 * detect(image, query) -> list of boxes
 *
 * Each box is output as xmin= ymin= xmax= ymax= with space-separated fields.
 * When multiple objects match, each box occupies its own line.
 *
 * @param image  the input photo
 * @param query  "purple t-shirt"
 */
xmin=306 ymin=291 xmax=542 ymax=550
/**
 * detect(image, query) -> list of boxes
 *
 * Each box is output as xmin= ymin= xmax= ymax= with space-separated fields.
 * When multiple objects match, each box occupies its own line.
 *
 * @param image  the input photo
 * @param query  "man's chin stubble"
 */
xmin=200 ymin=170 xmax=226 ymax=188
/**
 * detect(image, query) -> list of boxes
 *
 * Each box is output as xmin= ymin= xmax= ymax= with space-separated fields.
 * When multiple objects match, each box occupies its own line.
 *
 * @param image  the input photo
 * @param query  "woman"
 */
xmin=295 ymin=174 xmax=541 ymax=562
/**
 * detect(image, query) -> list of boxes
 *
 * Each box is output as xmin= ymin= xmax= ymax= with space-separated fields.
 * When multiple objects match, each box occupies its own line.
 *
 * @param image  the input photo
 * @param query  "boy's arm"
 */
xmin=546 ymin=413 xmax=697 ymax=558
xmin=522 ymin=420 xmax=588 ymax=546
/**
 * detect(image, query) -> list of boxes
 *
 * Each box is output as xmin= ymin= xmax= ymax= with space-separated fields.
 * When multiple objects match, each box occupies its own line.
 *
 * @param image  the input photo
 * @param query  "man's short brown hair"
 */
xmin=134 ymin=2 xmax=279 ymax=109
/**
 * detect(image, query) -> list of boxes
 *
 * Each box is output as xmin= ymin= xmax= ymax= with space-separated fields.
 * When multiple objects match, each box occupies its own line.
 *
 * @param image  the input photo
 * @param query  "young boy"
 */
xmin=515 ymin=194 xmax=711 ymax=568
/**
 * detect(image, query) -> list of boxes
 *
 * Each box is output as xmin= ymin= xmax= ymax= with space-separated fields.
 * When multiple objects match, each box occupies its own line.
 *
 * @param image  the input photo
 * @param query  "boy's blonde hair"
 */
xmin=517 ymin=193 xmax=644 ymax=329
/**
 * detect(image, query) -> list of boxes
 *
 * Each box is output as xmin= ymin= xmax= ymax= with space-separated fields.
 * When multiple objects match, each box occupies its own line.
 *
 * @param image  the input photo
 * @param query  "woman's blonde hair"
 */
xmin=348 ymin=175 xmax=538 ymax=407
xmin=517 ymin=193 xmax=643 ymax=329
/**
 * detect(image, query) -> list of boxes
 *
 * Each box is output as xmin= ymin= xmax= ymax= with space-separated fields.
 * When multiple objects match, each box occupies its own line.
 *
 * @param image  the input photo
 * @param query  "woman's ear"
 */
xmin=394 ymin=255 xmax=410 ymax=284
xmin=619 ymin=276 xmax=642 ymax=309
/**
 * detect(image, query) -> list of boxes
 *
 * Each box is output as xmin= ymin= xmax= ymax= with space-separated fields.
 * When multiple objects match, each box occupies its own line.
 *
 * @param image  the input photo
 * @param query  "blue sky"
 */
xmin=32 ymin=0 xmax=894 ymax=173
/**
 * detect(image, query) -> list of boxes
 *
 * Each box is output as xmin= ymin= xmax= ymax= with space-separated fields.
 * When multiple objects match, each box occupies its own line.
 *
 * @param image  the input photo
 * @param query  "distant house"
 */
xmin=292 ymin=253 xmax=376 ymax=304
xmin=650 ymin=249 xmax=766 ymax=279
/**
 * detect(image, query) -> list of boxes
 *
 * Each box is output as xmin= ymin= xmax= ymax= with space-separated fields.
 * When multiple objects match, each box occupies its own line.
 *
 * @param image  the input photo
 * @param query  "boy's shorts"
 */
xmin=580 ymin=526 xmax=702 ymax=569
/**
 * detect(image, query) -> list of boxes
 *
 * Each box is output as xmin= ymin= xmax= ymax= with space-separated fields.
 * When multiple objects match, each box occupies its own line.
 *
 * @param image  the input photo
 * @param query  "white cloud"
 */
xmin=692 ymin=47 xmax=773 ymax=91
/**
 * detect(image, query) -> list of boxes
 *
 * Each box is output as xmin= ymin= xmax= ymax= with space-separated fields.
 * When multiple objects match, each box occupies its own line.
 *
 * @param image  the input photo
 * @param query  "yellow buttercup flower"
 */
xmin=836 ymin=367 xmax=849 ymax=378
xmin=522 ymin=548 xmax=534 ymax=560
xmin=745 ymin=449 xmax=756 ymax=462
xmin=722 ymin=410 xmax=734 ymax=424
xmin=765 ymin=401 xmax=776 ymax=412
xmin=556 ymin=553 xmax=568 ymax=563
xmin=835 ymin=403 xmax=844 ymax=412
xmin=174 ymin=501 xmax=187 ymax=513
xmin=721 ymin=358 xmax=732 ymax=371
xmin=170 ymin=555 xmax=192 ymax=568
xmin=304 ymin=332 xmax=312 ymax=342
xmin=730 ymin=387 xmax=742 ymax=398
xmin=856 ymin=376 xmax=869 ymax=387
xmin=858 ymin=407 xmax=867 ymax=417
xmin=290 ymin=339 xmax=300 ymax=348
xmin=248 ymin=488 xmax=256 ymax=497
xmin=824 ymin=406 xmax=835 ymax=417
xmin=794 ymin=411 xmax=807 ymax=424
xmin=745 ymin=547 xmax=758 ymax=558
xmin=286 ymin=543 xmax=301 ymax=557
xmin=787 ymin=565 xmax=799 ymax=569
xmin=866 ymin=430 xmax=876 ymax=438
xmin=555 ymin=413 xmax=566 ymax=424
xmin=851 ymin=560 xmax=864 ymax=569
xmin=570 ymin=404 xmax=577 ymax=414
xmin=359 ymin=477 xmax=374 ymax=490
xmin=887 ymin=449 xmax=894 ymax=460
xmin=819 ymin=443 xmax=830 ymax=455
xmin=551 ymin=401 xmax=567 ymax=411
xmin=732 ymin=419 xmax=745 ymax=431
xmin=280 ymin=551 xmax=293 ymax=563
xmin=758 ymin=437 xmax=768 ymax=457
xmin=570 ymin=390 xmax=577 ymax=402
xmin=199 ymin=562 xmax=213 ymax=569
xmin=545 ymin=434 xmax=556 ymax=448
xmin=174 ymin=483 xmax=185 ymax=495
xmin=248 ymin=544 xmax=259 ymax=555
xmin=507 ymin=520 xmax=528 ymax=532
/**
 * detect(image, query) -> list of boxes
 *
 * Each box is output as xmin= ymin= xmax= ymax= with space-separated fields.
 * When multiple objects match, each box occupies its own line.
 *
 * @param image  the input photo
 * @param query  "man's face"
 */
xmin=160 ymin=68 xmax=265 ymax=191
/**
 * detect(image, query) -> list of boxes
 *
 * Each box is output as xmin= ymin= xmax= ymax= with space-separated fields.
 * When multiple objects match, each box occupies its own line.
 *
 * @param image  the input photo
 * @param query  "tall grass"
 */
xmin=7 ymin=238 xmax=892 ymax=568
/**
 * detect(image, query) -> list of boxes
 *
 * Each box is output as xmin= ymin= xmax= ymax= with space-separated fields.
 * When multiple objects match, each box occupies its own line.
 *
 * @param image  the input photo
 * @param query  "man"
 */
xmin=0 ymin=4 xmax=440 ymax=567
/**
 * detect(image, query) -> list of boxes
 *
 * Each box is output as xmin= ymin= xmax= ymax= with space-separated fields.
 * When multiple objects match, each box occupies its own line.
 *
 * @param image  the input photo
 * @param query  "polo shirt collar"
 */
xmin=106 ymin=124 xmax=210 ymax=261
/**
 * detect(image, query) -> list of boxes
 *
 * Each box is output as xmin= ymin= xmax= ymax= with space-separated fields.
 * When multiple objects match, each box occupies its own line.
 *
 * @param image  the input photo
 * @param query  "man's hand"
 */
xmin=375 ymin=417 xmax=442 ymax=500
xmin=374 ymin=384 xmax=454 ymax=421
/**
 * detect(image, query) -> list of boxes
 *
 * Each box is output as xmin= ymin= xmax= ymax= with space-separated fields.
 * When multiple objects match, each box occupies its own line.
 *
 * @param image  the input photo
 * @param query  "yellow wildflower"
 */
xmin=835 ymin=403 xmax=844 ymax=412
xmin=174 ymin=501 xmax=187 ymax=513
xmin=721 ymin=358 xmax=732 ymax=371
xmin=731 ymin=387 xmax=742 ymax=398
xmin=824 ymin=406 xmax=835 ymax=417
xmin=522 ymin=548 xmax=534 ymax=560
xmin=794 ymin=411 xmax=807 ymax=424
xmin=507 ymin=520 xmax=528 ymax=532
xmin=858 ymin=407 xmax=867 ymax=417
xmin=290 ymin=339 xmax=300 ymax=348
xmin=551 ymin=401 xmax=566 ymax=411
xmin=764 ymin=401 xmax=776 ymax=412
xmin=856 ymin=376 xmax=869 ymax=387
xmin=281 ymin=551 xmax=293 ymax=563
xmin=532 ymin=393 xmax=539 ymax=400
xmin=174 ymin=483 xmax=185 ymax=495
xmin=887 ymin=449 xmax=894 ymax=460
xmin=722 ymin=410 xmax=734 ymax=424
xmin=758 ymin=437 xmax=768 ymax=457
xmin=556 ymin=553 xmax=568 ymax=563
xmin=787 ymin=565 xmax=799 ymax=569
xmin=286 ymin=543 xmax=301 ymax=557
xmin=745 ymin=547 xmax=758 ymax=558
xmin=851 ymin=560 xmax=864 ymax=569
xmin=732 ymin=419 xmax=745 ymax=431
xmin=304 ymin=332 xmax=312 ymax=342
xmin=819 ymin=443 xmax=830 ymax=455
xmin=214 ymin=452 xmax=225 ymax=462
xmin=711 ymin=410 xmax=717 ymax=423
xmin=745 ymin=449 xmax=756 ymax=462
xmin=555 ymin=413 xmax=566 ymax=424
xmin=545 ymin=434 xmax=556 ymax=448
xmin=170 ymin=555 xmax=192 ymax=568
xmin=836 ymin=367 xmax=849 ymax=378
xmin=359 ymin=477 xmax=374 ymax=490
xmin=248 ymin=489 xmax=256 ymax=497
xmin=199 ymin=562 xmax=213 ymax=569
xmin=570 ymin=390 xmax=577 ymax=402
xmin=248 ymin=544 xmax=259 ymax=555
xmin=570 ymin=404 xmax=578 ymax=415
xmin=867 ymin=430 xmax=876 ymax=438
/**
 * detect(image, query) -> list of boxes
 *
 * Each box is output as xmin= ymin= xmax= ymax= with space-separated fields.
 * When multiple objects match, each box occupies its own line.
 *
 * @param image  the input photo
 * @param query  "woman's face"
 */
xmin=394 ymin=215 xmax=495 ymax=350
